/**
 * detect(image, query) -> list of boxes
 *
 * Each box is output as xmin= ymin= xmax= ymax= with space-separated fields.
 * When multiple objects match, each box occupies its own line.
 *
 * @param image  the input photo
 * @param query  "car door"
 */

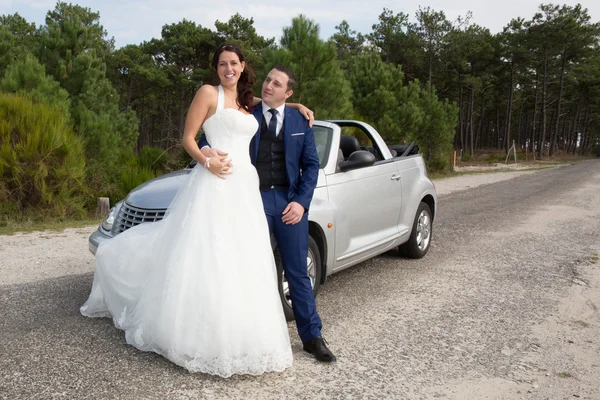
xmin=326 ymin=159 xmax=402 ymax=269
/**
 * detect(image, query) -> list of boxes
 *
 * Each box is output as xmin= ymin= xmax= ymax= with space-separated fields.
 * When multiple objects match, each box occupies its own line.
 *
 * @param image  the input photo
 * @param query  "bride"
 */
xmin=80 ymin=44 xmax=305 ymax=377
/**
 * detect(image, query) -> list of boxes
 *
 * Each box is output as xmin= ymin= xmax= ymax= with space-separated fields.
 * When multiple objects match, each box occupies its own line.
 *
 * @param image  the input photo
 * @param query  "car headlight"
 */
xmin=101 ymin=202 xmax=122 ymax=233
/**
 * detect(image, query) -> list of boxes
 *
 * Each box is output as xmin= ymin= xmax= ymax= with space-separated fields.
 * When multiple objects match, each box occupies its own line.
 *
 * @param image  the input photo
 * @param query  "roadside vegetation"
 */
xmin=1 ymin=2 xmax=599 ymax=229
xmin=0 ymin=218 xmax=100 ymax=235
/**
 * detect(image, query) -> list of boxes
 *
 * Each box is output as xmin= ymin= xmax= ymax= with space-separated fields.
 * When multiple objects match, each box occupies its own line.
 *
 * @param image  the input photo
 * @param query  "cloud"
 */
xmin=116 ymin=29 xmax=138 ymax=40
xmin=2 ymin=0 xmax=599 ymax=49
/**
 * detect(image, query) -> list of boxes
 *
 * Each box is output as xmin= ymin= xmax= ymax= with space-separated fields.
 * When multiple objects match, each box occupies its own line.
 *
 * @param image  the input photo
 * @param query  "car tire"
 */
xmin=398 ymin=201 xmax=432 ymax=259
xmin=276 ymin=235 xmax=322 ymax=321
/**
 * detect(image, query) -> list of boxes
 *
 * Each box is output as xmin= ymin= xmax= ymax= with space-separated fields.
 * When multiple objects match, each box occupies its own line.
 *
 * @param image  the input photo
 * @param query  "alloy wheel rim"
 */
xmin=416 ymin=210 xmax=431 ymax=251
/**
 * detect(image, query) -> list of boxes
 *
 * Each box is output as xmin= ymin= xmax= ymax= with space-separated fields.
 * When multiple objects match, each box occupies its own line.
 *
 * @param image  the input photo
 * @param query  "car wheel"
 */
xmin=275 ymin=235 xmax=322 ymax=321
xmin=399 ymin=202 xmax=432 ymax=259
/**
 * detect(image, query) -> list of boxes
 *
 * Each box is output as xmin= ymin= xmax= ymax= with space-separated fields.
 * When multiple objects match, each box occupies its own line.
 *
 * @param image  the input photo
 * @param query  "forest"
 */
xmin=1 ymin=2 xmax=599 ymax=221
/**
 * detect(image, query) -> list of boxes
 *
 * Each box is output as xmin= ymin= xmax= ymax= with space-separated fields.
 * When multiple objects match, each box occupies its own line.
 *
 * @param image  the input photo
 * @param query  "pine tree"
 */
xmin=1 ymin=53 xmax=71 ymax=119
xmin=266 ymin=15 xmax=353 ymax=118
xmin=410 ymin=88 xmax=458 ymax=170
xmin=35 ymin=3 xmax=138 ymax=194
xmin=346 ymin=53 xmax=420 ymax=142
xmin=331 ymin=21 xmax=365 ymax=69
xmin=0 ymin=13 xmax=39 ymax=76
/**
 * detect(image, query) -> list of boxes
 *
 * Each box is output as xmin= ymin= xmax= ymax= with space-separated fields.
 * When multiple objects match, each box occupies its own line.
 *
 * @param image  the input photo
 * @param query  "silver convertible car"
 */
xmin=91 ymin=120 xmax=437 ymax=320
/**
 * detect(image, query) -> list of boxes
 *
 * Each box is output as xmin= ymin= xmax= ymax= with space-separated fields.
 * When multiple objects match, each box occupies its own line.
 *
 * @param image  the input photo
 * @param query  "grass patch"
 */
xmin=573 ymin=320 xmax=590 ymax=329
xmin=456 ymin=148 xmax=590 ymax=164
xmin=556 ymin=372 xmax=575 ymax=379
xmin=590 ymin=253 xmax=599 ymax=264
xmin=429 ymin=169 xmax=460 ymax=180
xmin=430 ymin=163 xmax=559 ymax=181
xmin=456 ymin=160 xmax=569 ymax=169
xmin=0 ymin=218 xmax=100 ymax=235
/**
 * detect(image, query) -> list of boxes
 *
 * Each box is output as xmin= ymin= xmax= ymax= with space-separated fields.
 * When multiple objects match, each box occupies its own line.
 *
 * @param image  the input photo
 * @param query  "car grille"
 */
xmin=113 ymin=203 xmax=166 ymax=234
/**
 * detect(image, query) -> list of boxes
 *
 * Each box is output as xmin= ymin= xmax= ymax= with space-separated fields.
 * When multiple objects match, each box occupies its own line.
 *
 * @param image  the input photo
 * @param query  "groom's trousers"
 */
xmin=260 ymin=188 xmax=323 ymax=343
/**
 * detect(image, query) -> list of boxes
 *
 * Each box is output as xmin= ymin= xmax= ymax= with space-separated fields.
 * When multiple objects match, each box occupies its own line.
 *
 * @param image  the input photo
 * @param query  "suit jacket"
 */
xmin=198 ymin=103 xmax=320 ymax=211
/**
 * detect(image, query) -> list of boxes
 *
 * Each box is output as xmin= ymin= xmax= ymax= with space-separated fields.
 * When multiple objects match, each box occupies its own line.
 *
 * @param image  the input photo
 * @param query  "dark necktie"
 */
xmin=268 ymin=109 xmax=278 ymax=138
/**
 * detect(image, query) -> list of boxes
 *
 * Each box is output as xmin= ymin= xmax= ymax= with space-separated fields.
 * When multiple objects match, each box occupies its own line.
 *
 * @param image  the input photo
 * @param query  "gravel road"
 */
xmin=1 ymin=161 xmax=599 ymax=399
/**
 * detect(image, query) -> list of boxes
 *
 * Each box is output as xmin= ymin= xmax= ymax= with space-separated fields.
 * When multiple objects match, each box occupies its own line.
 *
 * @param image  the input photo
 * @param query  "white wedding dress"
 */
xmin=81 ymin=86 xmax=293 ymax=377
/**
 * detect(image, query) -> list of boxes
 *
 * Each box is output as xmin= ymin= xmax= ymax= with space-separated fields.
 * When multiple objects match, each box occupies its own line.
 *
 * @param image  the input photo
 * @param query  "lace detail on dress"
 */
xmin=166 ymin=350 xmax=293 ymax=378
xmin=134 ymin=325 xmax=144 ymax=347
xmin=117 ymin=306 xmax=127 ymax=328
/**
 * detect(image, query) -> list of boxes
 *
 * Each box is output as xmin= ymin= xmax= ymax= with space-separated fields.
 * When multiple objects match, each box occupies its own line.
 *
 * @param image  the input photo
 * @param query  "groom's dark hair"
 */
xmin=272 ymin=65 xmax=296 ymax=91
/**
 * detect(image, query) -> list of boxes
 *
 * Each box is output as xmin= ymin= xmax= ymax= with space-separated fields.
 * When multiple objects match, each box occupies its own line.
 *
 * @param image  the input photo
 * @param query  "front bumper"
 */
xmin=88 ymin=229 xmax=112 ymax=255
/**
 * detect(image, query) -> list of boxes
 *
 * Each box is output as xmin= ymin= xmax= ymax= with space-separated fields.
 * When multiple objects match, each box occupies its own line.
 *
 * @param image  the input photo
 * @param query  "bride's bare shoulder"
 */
xmin=189 ymin=85 xmax=218 ymax=111
xmin=196 ymin=84 xmax=218 ymax=99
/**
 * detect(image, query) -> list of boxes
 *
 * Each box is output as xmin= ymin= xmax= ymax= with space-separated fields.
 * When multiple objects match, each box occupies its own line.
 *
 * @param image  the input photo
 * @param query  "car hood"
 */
xmin=124 ymin=169 xmax=192 ymax=209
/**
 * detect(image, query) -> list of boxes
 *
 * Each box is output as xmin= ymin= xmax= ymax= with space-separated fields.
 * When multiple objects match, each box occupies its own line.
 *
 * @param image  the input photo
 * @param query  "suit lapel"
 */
xmin=283 ymin=105 xmax=296 ymax=185
xmin=283 ymin=105 xmax=292 ymax=152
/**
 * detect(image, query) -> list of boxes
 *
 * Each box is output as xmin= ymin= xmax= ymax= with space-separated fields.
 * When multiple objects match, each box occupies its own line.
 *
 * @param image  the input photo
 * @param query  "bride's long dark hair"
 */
xmin=211 ymin=43 xmax=256 ymax=112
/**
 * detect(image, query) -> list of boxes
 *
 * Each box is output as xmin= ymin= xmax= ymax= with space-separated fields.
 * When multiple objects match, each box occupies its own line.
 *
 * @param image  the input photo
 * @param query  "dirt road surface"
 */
xmin=1 ymin=160 xmax=599 ymax=399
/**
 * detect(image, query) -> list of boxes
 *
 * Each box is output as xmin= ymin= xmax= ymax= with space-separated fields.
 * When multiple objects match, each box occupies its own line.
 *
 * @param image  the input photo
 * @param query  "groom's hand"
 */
xmin=201 ymin=146 xmax=228 ymax=159
xmin=298 ymin=105 xmax=314 ymax=127
xmin=282 ymin=202 xmax=305 ymax=225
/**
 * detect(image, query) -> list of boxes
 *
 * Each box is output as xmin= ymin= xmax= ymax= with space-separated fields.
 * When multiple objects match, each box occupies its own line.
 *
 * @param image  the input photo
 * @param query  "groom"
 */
xmin=199 ymin=65 xmax=335 ymax=362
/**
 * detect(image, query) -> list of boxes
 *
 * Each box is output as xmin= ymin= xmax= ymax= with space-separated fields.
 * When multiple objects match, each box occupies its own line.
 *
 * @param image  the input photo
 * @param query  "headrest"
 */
xmin=340 ymin=136 xmax=360 ymax=159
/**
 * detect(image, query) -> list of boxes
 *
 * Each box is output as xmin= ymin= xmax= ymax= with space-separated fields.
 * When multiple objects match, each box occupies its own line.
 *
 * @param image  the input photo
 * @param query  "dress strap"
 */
xmin=217 ymin=85 xmax=225 ymax=111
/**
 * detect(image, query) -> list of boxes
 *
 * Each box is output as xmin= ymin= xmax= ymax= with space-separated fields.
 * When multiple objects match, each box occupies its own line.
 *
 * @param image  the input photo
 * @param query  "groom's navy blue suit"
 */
xmin=199 ymin=102 xmax=322 ymax=343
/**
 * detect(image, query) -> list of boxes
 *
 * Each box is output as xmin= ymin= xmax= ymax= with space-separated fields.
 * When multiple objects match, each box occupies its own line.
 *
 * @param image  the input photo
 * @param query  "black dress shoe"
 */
xmin=303 ymin=337 xmax=336 ymax=362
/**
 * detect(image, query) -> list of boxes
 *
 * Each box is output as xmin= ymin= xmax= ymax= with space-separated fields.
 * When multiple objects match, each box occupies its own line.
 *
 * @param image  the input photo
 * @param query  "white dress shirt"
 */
xmin=262 ymin=103 xmax=285 ymax=136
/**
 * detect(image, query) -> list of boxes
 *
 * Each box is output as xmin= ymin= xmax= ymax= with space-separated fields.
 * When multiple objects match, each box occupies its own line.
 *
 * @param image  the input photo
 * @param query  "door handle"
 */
xmin=391 ymin=174 xmax=401 ymax=181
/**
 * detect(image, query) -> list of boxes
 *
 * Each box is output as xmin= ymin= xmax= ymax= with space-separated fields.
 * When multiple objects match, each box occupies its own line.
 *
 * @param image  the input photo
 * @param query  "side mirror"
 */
xmin=339 ymin=150 xmax=376 ymax=172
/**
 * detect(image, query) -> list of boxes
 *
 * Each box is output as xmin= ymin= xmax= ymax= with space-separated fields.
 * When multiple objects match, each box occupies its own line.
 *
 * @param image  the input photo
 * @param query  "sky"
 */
xmin=1 ymin=0 xmax=599 ymax=49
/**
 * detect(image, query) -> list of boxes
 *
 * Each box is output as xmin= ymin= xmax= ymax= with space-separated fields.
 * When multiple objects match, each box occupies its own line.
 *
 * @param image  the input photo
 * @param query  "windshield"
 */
xmin=314 ymin=126 xmax=333 ymax=168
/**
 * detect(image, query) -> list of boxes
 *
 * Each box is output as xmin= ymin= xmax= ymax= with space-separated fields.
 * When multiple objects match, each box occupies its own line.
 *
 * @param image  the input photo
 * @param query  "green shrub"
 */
xmin=163 ymin=144 xmax=194 ymax=172
xmin=137 ymin=146 xmax=169 ymax=172
xmin=1 ymin=54 xmax=72 ymax=119
xmin=118 ymin=164 xmax=156 ymax=199
xmin=409 ymin=88 xmax=457 ymax=173
xmin=0 ymin=92 xmax=86 ymax=219
xmin=485 ymin=153 xmax=506 ymax=162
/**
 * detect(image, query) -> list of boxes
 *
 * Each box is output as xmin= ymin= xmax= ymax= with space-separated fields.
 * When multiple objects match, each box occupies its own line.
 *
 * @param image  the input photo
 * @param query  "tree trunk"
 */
xmin=579 ymin=108 xmax=591 ymax=155
xmin=428 ymin=53 xmax=433 ymax=91
xmin=549 ymin=50 xmax=567 ymax=157
xmin=559 ymin=116 xmax=568 ymax=152
xmin=504 ymin=60 xmax=515 ymax=153
xmin=524 ymin=111 xmax=531 ymax=153
xmin=495 ymin=100 xmax=501 ymax=150
xmin=476 ymin=89 xmax=485 ymax=149
xmin=569 ymin=94 xmax=583 ymax=154
xmin=531 ymin=72 xmax=539 ymax=158
xmin=469 ymin=87 xmax=475 ymax=156
xmin=537 ymin=46 xmax=548 ymax=160
xmin=565 ymin=110 xmax=572 ymax=153
xmin=457 ymin=76 xmax=464 ymax=151
xmin=517 ymin=95 xmax=524 ymax=148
